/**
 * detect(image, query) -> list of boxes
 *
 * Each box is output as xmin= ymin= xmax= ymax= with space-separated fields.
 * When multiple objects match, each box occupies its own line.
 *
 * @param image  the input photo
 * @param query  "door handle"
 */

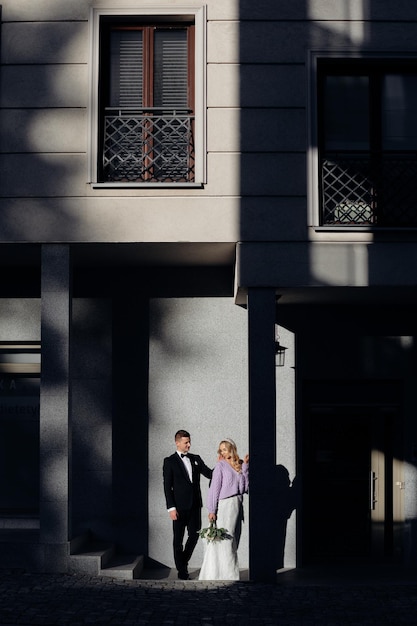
xmin=370 ymin=471 xmax=377 ymax=510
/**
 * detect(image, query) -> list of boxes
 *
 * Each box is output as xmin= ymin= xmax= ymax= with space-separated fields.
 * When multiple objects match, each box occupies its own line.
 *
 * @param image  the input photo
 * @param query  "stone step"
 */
xmin=69 ymin=534 xmax=144 ymax=580
xmin=100 ymin=554 xmax=144 ymax=580
xmin=69 ymin=541 xmax=116 ymax=576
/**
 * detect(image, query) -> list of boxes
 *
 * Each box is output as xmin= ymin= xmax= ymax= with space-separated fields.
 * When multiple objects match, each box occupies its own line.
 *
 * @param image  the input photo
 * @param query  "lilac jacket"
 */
xmin=207 ymin=459 xmax=249 ymax=514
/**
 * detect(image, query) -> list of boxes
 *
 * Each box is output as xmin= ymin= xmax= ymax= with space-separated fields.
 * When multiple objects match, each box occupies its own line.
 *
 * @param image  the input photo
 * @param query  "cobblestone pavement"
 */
xmin=0 ymin=567 xmax=417 ymax=625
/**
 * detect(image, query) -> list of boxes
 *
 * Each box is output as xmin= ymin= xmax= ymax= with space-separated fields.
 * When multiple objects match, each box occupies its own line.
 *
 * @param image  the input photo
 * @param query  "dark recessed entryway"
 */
xmin=302 ymin=380 xmax=403 ymax=565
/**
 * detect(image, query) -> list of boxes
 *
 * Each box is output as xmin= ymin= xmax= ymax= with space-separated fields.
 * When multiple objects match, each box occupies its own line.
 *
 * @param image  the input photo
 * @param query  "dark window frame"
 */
xmin=317 ymin=58 xmax=417 ymax=227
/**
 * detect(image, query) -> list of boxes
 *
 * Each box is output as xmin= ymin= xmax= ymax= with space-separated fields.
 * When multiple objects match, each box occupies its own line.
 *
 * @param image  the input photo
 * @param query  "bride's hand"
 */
xmin=208 ymin=513 xmax=216 ymax=521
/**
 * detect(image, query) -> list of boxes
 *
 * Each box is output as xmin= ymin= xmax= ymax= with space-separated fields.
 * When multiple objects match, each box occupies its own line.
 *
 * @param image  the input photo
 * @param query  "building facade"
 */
xmin=1 ymin=0 xmax=417 ymax=582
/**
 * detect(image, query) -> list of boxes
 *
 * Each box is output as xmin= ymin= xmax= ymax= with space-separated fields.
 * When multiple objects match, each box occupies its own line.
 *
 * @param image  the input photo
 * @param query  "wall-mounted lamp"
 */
xmin=275 ymin=325 xmax=287 ymax=366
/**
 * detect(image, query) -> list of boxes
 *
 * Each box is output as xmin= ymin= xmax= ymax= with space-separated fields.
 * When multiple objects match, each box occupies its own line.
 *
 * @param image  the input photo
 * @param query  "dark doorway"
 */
xmin=302 ymin=381 xmax=403 ymax=565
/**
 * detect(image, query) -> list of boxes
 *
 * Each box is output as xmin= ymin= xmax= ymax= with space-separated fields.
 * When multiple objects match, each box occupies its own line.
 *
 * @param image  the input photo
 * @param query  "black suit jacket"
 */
xmin=163 ymin=452 xmax=212 ymax=511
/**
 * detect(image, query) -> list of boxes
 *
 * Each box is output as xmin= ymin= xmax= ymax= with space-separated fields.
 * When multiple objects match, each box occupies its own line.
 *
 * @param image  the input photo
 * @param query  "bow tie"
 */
xmin=181 ymin=454 xmax=188 ymax=458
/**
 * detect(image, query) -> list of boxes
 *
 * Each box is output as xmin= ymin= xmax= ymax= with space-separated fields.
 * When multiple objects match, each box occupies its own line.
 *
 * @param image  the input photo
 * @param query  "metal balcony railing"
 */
xmin=321 ymin=152 xmax=417 ymax=226
xmin=102 ymin=109 xmax=195 ymax=183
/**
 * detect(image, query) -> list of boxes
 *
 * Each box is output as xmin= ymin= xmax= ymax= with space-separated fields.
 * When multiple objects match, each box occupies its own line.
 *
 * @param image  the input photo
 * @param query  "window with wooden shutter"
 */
xmin=99 ymin=22 xmax=195 ymax=183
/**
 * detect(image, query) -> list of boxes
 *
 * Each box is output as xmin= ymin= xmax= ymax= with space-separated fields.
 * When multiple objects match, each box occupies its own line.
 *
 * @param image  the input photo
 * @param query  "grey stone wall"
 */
xmin=0 ymin=299 xmax=40 ymax=340
xmin=71 ymin=298 xmax=113 ymax=542
xmin=148 ymin=297 xmax=249 ymax=569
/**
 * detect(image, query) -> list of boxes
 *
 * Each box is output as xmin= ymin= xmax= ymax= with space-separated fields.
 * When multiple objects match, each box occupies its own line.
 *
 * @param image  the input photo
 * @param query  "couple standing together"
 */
xmin=163 ymin=429 xmax=249 ymax=580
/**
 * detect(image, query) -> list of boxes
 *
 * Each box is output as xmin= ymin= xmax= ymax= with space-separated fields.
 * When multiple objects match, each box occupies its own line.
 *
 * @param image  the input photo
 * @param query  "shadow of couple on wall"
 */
xmin=273 ymin=464 xmax=298 ymax=570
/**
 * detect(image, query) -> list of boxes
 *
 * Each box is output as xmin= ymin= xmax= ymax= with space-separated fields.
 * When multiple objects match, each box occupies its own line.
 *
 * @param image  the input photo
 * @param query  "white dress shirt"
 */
xmin=178 ymin=451 xmax=193 ymax=481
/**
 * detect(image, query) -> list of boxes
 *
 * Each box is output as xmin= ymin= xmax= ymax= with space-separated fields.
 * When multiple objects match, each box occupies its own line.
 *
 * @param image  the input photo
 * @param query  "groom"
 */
xmin=163 ymin=429 xmax=212 ymax=579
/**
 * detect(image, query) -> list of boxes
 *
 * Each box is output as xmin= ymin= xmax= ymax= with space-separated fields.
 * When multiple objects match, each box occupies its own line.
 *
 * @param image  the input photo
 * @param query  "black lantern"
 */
xmin=275 ymin=340 xmax=287 ymax=366
xmin=275 ymin=324 xmax=287 ymax=366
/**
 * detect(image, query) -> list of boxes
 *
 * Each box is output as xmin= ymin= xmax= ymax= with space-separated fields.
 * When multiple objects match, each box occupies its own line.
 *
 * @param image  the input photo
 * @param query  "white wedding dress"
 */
xmin=198 ymin=494 xmax=243 ymax=581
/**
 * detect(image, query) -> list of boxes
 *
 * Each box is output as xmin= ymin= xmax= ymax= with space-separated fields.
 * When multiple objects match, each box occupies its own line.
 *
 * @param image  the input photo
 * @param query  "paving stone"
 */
xmin=0 ymin=568 xmax=416 ymax=625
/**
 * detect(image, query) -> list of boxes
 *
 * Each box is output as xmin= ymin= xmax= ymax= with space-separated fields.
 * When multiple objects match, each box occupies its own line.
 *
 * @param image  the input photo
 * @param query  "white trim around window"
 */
xmin=307 ymin=50 xmax=320 ymax=229
xmin=88 ymin=3 xmax=207 ymax=188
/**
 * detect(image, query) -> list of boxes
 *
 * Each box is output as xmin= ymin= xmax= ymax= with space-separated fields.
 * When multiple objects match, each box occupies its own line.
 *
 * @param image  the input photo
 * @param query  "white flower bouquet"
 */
xmin=198 ymin=520 xmax=230 ymax=542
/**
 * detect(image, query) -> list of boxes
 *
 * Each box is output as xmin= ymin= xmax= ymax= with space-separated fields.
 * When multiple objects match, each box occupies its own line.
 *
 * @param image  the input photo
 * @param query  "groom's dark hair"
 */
xmin=175 ymin=429 xmax=190 ymax=440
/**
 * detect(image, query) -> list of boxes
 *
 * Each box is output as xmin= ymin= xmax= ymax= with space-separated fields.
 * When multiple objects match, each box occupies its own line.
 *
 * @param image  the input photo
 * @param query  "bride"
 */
xmin=199 ymin=438 xmax=249 ymax=581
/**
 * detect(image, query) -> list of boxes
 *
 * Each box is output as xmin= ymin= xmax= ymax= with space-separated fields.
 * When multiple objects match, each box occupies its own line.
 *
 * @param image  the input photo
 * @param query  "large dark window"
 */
xmin=99 ymin=20 xmax=195 ymax=183
xmin=0 ymin=344 xmax=40 ymax=516
xmin=318 ymin=59 xmax=417 ymax=226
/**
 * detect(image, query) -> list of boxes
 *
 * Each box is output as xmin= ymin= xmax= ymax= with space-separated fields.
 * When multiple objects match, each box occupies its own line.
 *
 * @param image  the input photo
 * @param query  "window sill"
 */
xmin=314 ymin=226 xmax=417 ymax=232
xmin=91 ymin=182 xmax=204 ymax=190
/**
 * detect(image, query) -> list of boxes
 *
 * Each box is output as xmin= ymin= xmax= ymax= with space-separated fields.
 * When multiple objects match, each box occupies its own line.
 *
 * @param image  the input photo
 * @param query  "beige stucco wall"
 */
xmin=0 ymin=0 xmax=245 ymax=245
xmin=2 ymin=0 xmax=417 ymax=286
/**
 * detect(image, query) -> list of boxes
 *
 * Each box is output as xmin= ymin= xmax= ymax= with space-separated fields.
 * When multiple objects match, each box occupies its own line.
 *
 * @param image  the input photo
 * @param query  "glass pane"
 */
xmin=154 ymin=29 xmax=188 ymax=108
xmin=110 ymin=30 xmax=143 ymax=108
xmin=324 ymin=75 xmax=369 ymax=151
xmin=383 ymin=74 xmax=417 ymax=150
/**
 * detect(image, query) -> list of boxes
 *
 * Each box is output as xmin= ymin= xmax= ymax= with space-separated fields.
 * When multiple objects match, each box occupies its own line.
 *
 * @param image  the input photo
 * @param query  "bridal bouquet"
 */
xmin=198 ymin=520 xmax=230 ymax=542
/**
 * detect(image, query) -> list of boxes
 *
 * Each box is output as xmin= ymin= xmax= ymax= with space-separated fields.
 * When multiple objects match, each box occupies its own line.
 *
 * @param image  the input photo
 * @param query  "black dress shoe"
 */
xmin=178 ymin=571 xmax=189 ymax=580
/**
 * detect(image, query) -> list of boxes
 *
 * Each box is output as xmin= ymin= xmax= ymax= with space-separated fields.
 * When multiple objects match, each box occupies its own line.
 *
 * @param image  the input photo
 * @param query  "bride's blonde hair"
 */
xmin=218 ymin=439 xmax=242 ymax=472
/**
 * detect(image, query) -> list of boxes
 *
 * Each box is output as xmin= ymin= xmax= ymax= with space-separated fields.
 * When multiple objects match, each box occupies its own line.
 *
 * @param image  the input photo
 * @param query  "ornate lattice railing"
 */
xmin=103 ymin=109 xmax=195 ymax=183
xmin=321 ymin=153 xmax=417 ymax=226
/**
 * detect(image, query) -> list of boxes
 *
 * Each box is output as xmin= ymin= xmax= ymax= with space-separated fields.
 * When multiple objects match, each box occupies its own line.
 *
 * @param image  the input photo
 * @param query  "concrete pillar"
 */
xmin=40 ymin=245 xmax=71 ymax=571
xmin=247 ymin=287 xmax=277 ymax=582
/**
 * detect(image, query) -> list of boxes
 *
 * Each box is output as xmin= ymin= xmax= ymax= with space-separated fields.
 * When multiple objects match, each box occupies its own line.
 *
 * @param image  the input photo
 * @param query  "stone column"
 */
xmin=39 ymin=245 xmax=71 ymax=571
xmin=247 ymin=287 xmax=277 ymax=582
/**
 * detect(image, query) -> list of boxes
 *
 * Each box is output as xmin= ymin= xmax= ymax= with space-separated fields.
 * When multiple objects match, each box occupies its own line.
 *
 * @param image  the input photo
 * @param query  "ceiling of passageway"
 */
xmin=0 ymin=243 xmax=236 ymax=269
xmin=276 ymin=286 xmax=417 ymax=306
xmin=71 ymin=243 xmax=236 ymax=268
xmin=3 ymin=245 xmax=417 ymax=308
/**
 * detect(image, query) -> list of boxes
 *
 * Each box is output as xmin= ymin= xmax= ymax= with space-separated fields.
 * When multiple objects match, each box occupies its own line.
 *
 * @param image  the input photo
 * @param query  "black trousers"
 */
xmin=173 ymin=506 xmax=202 ymax=573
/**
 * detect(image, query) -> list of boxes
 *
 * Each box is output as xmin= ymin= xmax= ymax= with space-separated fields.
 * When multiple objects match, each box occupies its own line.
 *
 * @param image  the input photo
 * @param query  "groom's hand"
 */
xmin=169 ymin=509 xmax=178 ymax=521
